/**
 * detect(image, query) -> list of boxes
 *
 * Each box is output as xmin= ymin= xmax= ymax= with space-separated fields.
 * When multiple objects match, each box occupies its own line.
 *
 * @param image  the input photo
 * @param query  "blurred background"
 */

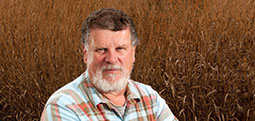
xmin=1 ymin=0 xmax=255 ymax=120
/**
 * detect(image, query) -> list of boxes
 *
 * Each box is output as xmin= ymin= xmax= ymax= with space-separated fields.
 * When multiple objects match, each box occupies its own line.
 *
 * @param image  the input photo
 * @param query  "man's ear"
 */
xmin=82 ymin=44 xmax=88 ymax=64
xmin=132 ymin=46 xmax=136 ymax=63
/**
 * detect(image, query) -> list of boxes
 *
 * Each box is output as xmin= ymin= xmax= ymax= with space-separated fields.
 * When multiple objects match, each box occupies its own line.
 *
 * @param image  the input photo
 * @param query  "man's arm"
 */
xmin=41 ymin=103 xmax=81 ymax=121
xmin=156 ymin=93 xmax=178 ymax=121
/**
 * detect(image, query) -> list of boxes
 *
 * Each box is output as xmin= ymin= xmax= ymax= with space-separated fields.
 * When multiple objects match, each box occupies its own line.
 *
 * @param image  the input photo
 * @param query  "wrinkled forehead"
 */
xmin=87 ymin=28 xmax=132 ymax=46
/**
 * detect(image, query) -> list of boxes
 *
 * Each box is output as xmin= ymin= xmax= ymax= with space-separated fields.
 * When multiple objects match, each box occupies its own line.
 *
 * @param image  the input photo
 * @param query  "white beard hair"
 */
xmin=91 ymin=65 xmax=130 ymax=93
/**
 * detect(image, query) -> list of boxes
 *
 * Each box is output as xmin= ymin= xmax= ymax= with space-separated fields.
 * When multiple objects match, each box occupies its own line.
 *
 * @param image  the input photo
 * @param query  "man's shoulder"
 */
xmin=129 ymin=80 xmax=158 ymax=96
xmin=45 ymin=74 xmax=86 ymax=106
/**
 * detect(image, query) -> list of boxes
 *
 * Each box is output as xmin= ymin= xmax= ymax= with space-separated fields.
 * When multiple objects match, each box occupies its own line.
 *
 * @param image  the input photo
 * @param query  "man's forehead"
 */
xmin=88 ymin=28 xmax=132 ymax=46
xmin=91 ymin=39 xmax=131 ymax=47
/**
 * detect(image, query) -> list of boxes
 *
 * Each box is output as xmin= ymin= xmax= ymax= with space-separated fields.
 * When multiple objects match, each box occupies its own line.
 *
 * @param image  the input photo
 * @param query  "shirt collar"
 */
xmin=125 ymin=80 xmax=141 ymax=104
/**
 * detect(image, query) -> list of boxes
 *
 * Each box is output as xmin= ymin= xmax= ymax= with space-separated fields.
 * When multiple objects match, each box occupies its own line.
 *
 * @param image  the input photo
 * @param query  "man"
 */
xmin=41 ymin=8 xmax=178 ymax=121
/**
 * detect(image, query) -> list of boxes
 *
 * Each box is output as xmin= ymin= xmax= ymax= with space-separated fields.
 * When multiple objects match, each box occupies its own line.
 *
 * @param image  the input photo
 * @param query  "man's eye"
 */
xmin=96 ymin=48 xmax=106 ymax=53
xmin=116 ymin=47 xmax=125 ymax=51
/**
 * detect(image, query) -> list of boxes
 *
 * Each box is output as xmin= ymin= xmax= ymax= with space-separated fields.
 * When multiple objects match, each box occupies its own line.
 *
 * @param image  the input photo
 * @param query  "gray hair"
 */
xmin=81 ymin=8 xmax=139 ymax=48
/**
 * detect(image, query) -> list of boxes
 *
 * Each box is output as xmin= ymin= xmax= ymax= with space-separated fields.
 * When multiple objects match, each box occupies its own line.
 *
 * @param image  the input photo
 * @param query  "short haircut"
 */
xmin=81 ymin=8 xmax=139 ymax=48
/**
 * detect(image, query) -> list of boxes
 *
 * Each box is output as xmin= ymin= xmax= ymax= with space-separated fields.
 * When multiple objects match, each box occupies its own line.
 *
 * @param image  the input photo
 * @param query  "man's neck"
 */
xmin=101 ymin=88 xmax=126 ymax=106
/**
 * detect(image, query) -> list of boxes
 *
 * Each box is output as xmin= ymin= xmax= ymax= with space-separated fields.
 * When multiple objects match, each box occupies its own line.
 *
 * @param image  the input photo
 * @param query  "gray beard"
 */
xmin=91 ymin=65 xmax=130 ymax=93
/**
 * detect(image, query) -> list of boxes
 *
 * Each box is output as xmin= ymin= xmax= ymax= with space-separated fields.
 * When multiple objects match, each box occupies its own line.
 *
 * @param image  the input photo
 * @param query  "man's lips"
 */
xmin=103 ymin=69 xmax=121 ymax=73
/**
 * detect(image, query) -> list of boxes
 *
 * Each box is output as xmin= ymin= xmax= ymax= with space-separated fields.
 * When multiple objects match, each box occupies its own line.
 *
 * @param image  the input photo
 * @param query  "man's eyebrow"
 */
xmin=118 ymin=44 xmax=127 ymax=47
xmin=94 ymin=47 xmax=106 ymax=50
xmin=93 ymin=45 xmax=105 ymax=48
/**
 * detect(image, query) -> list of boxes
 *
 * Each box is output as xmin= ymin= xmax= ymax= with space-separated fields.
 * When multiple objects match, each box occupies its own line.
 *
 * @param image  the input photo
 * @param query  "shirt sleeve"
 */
xmin=40 ymin=103 xmax=81 ymax=121
xmin=156 ymin=92 xmax=178 ymax=121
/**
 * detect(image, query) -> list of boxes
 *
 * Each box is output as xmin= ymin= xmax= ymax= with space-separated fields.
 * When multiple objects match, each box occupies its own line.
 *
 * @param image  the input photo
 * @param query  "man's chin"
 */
xmin=102 ymin=76 xmax=121 ymax=83
xmin=93 ymin=77 xmax=128 ymax=93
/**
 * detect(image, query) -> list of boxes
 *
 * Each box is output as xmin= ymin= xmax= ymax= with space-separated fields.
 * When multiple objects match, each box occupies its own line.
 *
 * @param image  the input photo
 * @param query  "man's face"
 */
xmin=83 ymin=28 xmax=136 ymax=92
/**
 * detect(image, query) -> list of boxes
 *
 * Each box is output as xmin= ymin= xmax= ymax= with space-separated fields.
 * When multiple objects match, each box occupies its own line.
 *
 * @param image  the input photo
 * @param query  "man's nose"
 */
xmin=105 ymin=49 xmax=118 ymax=64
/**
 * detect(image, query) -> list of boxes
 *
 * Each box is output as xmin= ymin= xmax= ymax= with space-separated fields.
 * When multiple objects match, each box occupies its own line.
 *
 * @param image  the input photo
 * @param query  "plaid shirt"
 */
xmin=41 ymin=71 xmax=178 ymax=121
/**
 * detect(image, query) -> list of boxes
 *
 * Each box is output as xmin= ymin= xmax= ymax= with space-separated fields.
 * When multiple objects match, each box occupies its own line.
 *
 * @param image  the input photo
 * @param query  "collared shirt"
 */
xmin=41 ymin=71 xmax=178 ymax=121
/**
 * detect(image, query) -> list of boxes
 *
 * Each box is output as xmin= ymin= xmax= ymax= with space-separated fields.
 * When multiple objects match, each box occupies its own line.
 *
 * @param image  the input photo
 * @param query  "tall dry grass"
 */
xmin=1 ymin=0 xmax=255 ymax=120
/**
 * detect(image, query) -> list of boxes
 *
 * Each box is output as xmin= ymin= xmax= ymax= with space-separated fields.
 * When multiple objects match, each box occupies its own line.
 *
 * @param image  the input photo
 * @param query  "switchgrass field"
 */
xmin=1 ymin=0 xmax=255 ymax=120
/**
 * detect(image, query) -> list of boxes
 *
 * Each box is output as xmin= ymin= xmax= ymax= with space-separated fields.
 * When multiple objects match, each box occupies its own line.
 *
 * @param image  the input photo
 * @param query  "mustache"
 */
xmin=101 ymin=65 xmax=123 ymax=71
